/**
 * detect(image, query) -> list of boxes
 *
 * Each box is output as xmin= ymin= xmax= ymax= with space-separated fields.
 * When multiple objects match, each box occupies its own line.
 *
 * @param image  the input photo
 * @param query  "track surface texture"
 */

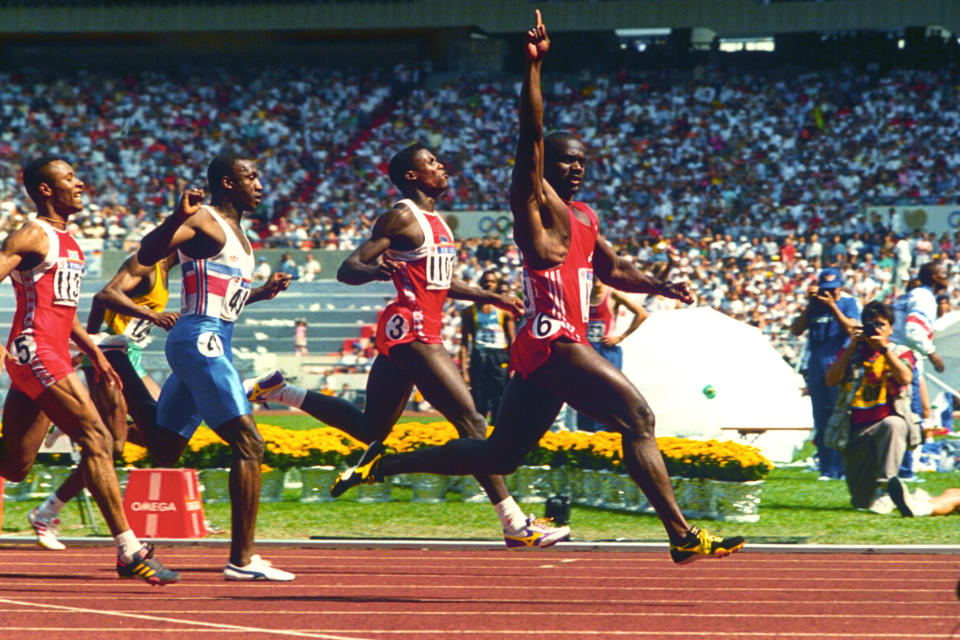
xmin=0 ymin=545 xmax=958 ymax=639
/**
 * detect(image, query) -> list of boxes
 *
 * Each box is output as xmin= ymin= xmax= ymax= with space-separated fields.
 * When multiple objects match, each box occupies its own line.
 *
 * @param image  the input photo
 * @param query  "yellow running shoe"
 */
xmin=670 ymin=526 xmax=744 ymax=564
xmin=330 ymin=441 xmax=385 ymax=497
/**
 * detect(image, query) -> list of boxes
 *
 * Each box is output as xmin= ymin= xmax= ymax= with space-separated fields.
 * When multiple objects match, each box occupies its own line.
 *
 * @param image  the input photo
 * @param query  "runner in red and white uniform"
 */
xmin=245 ymin=142 xmax=570 ymax=547
xmin=0 ymin=156 xmax=178 ymax=584
xmin=332 ymin=11 xmax=744 ymax=565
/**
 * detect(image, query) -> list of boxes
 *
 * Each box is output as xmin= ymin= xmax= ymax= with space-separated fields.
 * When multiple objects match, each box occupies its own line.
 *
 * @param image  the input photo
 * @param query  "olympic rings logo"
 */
xmin=478 ymin=215 xmax=513 ymax=237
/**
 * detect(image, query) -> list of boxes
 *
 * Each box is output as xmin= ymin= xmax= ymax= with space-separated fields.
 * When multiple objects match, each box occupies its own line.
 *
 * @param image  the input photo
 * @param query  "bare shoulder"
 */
xmin=2 ymin=220 xmax=49 ymax=255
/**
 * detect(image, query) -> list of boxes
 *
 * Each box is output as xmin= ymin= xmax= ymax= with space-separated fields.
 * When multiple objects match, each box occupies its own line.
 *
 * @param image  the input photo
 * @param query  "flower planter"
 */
xmin=356 ymin=477 xmax=392 ymax=503
xmin=671 ymin=477 xmax=716 ymax=519
xmin=299 ymin=466 xmax=338 ymax=503
xmin=260 ymin=469 xmax=287 ymax=503
xmin=710 ymin=479 xmax=763 ymax=523
xmin=669 ymin=477 xmax=764 ymax=522
xmin=198 ymin=468 xmax=231 ymax=504
xmin=410 ymin=474 xmax=446 ymax=503
xmin=513 ymin=465 xmax=552 ymax=503
xmin=455 ymin=476 xmax=489 ymax=503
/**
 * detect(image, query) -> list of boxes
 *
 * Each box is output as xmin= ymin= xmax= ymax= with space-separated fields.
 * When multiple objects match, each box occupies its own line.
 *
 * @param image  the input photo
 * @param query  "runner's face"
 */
xmin=231 ymin=159 xmax=263 ymax=212
xmin=480 ymin=275 xmax=498 ymax=291
xmin=409 ymin=150 xmax=448 ymax=194
xmin=44 ymin=160 xmax=84 ymax=216
xmin=545 ymin=138 xmax=586 ymax=199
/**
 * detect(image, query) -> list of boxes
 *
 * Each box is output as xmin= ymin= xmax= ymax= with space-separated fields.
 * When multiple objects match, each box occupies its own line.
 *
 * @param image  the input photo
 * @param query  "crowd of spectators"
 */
xmin=3 ymin=60 xmax=960 ymax=369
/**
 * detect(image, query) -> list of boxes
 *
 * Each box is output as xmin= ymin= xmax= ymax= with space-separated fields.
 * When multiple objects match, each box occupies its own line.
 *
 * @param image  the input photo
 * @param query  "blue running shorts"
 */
xmin=157 ymin=315 xmax=251 ymax=438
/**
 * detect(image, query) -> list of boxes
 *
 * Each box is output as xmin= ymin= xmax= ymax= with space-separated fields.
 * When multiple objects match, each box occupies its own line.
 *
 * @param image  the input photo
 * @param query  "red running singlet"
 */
xmin=511 ymin=201 xmax=599 ymax=377
xmin=5 ymin=219 xmax=85 ymax=399
xmin=586 ymin=287 xmax=614 ymax=344
xmin=375 ymin=199 xmax=457 ymax=357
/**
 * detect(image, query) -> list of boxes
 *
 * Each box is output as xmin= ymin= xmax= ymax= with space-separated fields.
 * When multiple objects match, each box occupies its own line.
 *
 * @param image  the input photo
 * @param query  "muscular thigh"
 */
xmin=35 ymin=373 xmax=104 ymax=441
xmin=531 ymin=340 xmax=649 ymax=432
xmin=390 ymin=341 xmax=478 ymax=424
xmin=362 ymin=354 xmax=414 ymax=438
xmin=490 ymin=375 xmax=564 ymax=454
xmin=1 ymin=387 xmax=51 ymax=469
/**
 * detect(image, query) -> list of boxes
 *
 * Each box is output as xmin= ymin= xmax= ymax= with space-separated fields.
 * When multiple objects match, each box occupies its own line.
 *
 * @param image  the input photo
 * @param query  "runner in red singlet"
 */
xmin=247 ymin=142 xmax=570 ymax=547
xmin=0 ymin=156 xmax=178 ymax=583
xmin=330 ymin=11 xmax=744 ymax=564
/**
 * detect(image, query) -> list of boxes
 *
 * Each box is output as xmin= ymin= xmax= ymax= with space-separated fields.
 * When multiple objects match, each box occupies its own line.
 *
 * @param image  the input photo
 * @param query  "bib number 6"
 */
xmin=532 ymin=313 xmax=561 ymax=340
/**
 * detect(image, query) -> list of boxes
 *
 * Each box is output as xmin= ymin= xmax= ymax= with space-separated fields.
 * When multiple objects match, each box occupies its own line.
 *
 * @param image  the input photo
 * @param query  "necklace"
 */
xmin=36 ymin=216 xmax=67 ymax=230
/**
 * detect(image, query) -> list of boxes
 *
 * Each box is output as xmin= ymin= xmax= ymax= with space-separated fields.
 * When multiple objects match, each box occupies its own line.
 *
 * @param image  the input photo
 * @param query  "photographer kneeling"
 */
xmin=825 ymin=300 xmax=921 ymax=514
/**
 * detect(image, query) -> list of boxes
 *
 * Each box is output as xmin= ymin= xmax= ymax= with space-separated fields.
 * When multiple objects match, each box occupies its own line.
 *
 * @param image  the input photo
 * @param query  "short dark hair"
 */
xmin=918 ymin=261 xmax=942 ymax=287
xmin=544 ymin=131 xmax=581 ymax=162
xmin=862 ymin=300 xmax=894 ymax=324
xmin=22 ymin=155 xmax=66 ymax=201
xmin=388 ymin=142 xmax=428 ymax=190
xmin=207 ymin=153 xmax=246 ymax=196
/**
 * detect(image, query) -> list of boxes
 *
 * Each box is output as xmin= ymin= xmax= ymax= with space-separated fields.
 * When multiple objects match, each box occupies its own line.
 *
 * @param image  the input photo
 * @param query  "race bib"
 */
xmin=425 ymin=252 xmax=455 ymax=290
xmin=384 ymin=313 xmax=410 ymax=341
xmin=221 ymin=277 xmax=252 ymax=322
xmin=53 ymin=258 xmax=84 ymax=307
xmin=124 ymin=317 xmax=154 ymax=346
xmin=530 ymin=313 xmax=562 ymax=340
xmin=578 ymin=268 xmax=594 ymax=324
xmin=10 ymin=333 xmax=36 ymax=365
xmin=196 ymin=331 xmax=224 ymax=358
xmin=586 ymin=321 xmax=606 ymax=342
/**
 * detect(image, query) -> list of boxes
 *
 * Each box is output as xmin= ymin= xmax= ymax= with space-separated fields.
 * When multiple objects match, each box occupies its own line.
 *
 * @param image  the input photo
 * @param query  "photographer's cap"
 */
xmin=817 ymin=267 xmax=843 ymax=289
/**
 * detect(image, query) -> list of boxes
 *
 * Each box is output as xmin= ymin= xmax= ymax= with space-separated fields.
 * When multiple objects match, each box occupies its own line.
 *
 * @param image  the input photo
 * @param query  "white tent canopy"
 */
xmin=620 ymin=307 xmax=812 ymax=463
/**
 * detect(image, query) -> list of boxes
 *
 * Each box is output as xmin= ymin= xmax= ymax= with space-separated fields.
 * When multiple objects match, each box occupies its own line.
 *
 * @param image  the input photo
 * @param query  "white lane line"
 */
xmin=0 ymin=597 xmax=371 ymax=640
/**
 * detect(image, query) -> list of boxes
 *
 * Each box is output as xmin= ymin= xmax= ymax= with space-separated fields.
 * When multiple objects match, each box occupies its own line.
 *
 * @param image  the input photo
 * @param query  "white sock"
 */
xmin=37 ymin=494 xmax=65 ymax=521
xmin=494 ymin=497 xmax=528 ymax=533
xmin=115 ymin=529 xmax=142 ymax=563
xmin=270 ymin=383 xmax=306 ymax=408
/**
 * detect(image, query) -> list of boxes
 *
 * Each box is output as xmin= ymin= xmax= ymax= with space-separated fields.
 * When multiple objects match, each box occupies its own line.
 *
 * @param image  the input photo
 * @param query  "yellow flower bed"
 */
xmin=119 ymin=421 xmax=771 ymax=481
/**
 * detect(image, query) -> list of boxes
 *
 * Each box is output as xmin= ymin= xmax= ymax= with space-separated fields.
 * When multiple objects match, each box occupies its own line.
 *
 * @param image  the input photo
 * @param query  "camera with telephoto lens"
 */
xmin=862 ymin=320 xmax=881 ymax=337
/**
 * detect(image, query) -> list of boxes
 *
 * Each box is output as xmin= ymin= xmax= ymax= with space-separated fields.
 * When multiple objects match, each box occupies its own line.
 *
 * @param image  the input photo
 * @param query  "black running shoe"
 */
xmin=116 ymin=545 xmax=179 ymax=585
xmin=330 ymin=441 xmax=385 ymax=497
xmin=670 ymin=526 xmax=745 ymax=565
xmin=116 ymin=543 xmax=155 ymax=577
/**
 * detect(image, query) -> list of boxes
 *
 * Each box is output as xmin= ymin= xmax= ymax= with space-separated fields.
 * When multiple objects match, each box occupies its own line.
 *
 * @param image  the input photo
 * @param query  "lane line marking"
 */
xmin=0 ymin=597 xmax=372 ymax=640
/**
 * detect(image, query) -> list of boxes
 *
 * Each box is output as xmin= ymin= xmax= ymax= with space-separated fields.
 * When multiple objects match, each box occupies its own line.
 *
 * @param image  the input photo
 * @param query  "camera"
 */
xmin=862 ymin=320 xmax=880 ymax=337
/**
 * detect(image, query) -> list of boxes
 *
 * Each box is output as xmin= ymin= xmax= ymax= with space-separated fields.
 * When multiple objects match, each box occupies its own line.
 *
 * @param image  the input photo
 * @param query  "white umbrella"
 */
xmin=927 ymin=311 xmax=960 ymax=399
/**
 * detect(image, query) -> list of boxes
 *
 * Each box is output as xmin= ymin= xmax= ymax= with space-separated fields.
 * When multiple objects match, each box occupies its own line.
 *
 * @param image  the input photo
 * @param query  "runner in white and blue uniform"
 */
xmin=137 ymin=154 xmax=294 ymax=582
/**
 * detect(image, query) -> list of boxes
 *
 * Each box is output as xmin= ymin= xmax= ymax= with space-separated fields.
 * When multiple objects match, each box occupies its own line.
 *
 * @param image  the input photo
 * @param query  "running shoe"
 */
xmin=503 ymin=515 xmax=571 ymax=548
xmin=330 ymin=441 xmax=386 ymax=497
xmin=116 ymin=545 xmax=180 ymax=585
xmin=27 ymin=508 xmax=65 ymax=551
xmin=888 ymin=476 xmax=915 ymax=517
xmin=116 ymin=543 xmax=155 ymax=577
xmin=224 ymin=554 xmax=295 ymax=581
xmin=243 ymin=369 xmax=286 ymax=403
xmin=670 ymin=526 xmax=745 ymax=565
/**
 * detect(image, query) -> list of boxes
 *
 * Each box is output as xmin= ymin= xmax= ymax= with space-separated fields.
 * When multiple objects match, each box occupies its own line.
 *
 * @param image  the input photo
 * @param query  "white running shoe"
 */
xmin=223 ymin=554 xmax=295 ymax=581
xmin=242 ymin=370 xmax=286 ymax=403
xmin=28 ymin=508 xmax=66 ymax=550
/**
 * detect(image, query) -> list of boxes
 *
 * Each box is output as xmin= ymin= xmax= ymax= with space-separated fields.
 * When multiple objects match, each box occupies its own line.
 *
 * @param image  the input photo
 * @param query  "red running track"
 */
xmin=0 ymin=545 xmax=958 ymax=639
